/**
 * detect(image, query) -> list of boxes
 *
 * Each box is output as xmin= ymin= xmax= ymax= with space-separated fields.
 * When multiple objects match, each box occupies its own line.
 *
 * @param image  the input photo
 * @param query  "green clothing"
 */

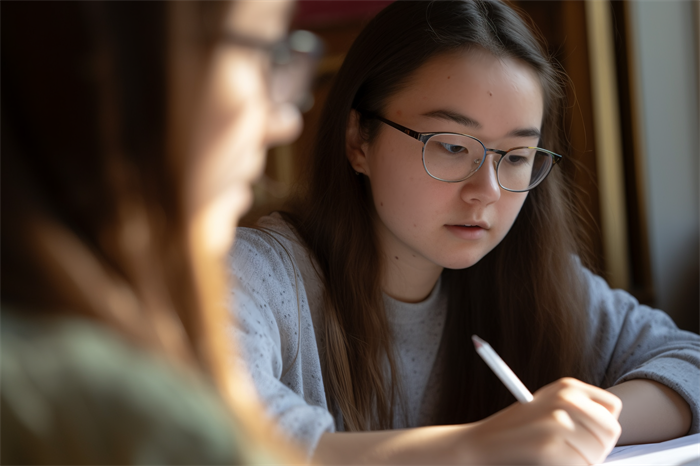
xmin=1 ymin=309 xmax=272 ymax=465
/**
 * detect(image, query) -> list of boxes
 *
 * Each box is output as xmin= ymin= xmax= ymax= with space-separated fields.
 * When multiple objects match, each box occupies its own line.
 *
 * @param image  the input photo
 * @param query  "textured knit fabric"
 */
xmin=1 ymin=308 xmax=274 ymax=465
xmin=228 ymin=213 xmax=700 ymax=458
xmin=384 ymin=281 xmax=448 ymax=427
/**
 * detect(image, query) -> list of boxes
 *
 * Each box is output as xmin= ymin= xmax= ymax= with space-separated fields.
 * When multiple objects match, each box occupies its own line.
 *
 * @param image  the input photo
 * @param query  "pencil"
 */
xmin=472 ymin=334 xmax=534 ymax=403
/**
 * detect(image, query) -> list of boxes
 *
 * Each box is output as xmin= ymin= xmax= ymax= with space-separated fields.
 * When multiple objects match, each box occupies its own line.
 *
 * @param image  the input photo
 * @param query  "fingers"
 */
xmin=537 ymin=378 xmax=622 ymax=464
xmin=553 ymin=402 xmax=620 ymax=464
xmin=470 ymin=378 xmax=622 ymax=465
xmin=539 ymin=378 xmax=622 ymax=417
xmin=569 ymin=378 xmax=623 ymax=418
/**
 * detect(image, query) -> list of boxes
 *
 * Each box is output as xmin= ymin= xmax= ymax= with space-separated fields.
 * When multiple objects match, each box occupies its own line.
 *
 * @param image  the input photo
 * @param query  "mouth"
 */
xmin=444 ymin=223 xmax=489 ymax=239
xmin=446 ymin=222 xmax=489 ymax=230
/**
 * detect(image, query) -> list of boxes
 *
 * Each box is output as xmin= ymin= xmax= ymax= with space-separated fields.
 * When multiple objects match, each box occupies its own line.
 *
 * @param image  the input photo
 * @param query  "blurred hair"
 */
xmin=0 ymin=0 xmax=268 ymax=433
xmin=283 ymin=0 xmax=593 ymax=430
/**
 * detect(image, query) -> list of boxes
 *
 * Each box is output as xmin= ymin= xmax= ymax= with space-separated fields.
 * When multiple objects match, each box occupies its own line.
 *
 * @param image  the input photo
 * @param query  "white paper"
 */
xmin=599 ymin=433 xmax=700 ymax=465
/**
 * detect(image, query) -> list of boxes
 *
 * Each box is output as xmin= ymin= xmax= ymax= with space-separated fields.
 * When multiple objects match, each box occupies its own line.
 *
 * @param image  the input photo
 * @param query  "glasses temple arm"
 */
xmin=361 ymin=113 xmax=423 ymax=141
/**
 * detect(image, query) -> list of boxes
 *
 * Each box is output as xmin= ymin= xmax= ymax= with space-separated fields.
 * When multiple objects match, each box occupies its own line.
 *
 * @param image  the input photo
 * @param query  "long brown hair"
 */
xmin=284 ymin=0 xmax=593 ymax=430
xmin=1 ymin=0 xmax=274 ymax=442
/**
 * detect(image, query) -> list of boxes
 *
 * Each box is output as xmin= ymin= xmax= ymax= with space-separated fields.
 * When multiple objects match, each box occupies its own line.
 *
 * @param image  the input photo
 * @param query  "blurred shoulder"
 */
xmin=0 ymin=308 xmax=249 ymax=464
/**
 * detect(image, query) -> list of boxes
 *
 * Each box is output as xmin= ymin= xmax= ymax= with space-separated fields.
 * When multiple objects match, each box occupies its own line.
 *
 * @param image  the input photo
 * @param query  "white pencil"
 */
xmin=472 ymin=335 xmax=534 ymax=403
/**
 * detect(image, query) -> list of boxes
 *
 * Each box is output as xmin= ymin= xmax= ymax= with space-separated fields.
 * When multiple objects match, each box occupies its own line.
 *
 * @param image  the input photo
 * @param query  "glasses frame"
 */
xmin=368 ymin=114 xmax=563 ymax=192
xmin=223 ymin=30 xmax=323 ymax=110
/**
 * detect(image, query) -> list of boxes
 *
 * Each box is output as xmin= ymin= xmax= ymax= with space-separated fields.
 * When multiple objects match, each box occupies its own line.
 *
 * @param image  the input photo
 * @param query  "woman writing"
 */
xmin=229 ymin=1 xmax=700 ymax=464
xmin=1 ymin=0 xmax=315 ymax=463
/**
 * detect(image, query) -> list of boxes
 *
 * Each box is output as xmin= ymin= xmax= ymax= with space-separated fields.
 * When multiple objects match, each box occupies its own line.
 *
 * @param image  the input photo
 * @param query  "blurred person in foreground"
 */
xmin=1 ymin=1 xmax=315 ymax=463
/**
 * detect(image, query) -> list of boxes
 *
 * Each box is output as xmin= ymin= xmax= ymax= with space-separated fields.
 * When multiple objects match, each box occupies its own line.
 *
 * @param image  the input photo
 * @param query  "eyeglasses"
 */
xmin=224 ymin=30 xmax=323 ymax=111
xmin=368 ymin=115 xmax=562 ymax=192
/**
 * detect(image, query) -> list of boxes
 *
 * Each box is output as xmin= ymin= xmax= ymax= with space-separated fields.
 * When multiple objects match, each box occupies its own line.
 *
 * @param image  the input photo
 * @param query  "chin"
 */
xmin=433 ymin=247 xmax=494 ymax=270
xmin=438 ymin=256 xmax=484 ymax=271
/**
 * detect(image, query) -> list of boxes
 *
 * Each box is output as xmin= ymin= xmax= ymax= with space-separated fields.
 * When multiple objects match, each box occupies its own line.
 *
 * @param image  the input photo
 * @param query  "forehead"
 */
xmin=226 ymin=0 xmax=293 ymax=41
xmin=386 ymin=48 xmax=544 ymax=133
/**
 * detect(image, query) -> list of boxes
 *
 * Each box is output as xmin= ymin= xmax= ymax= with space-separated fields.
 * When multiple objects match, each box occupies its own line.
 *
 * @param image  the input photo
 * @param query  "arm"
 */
xmin=581 ymin=267 xmax=700 ymax=439
xmin=608 ymin=379 xmax=691 ymax=445
xmin=229 ymin=233 xmax=623 ymax=464
xmin=313 ymin=378 xmax=622 ymax=465
xmin=228 ymin=227 xmax=335 ymax=457
xmin=314 ymin=425 xmax=476 ymax=465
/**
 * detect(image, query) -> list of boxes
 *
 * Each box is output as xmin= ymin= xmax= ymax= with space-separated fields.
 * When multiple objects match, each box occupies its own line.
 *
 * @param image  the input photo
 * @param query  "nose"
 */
xmin=264 ymin=102 xmax=303 ymax=148
xmin=460 ymin=152 xmax=501 ymax=204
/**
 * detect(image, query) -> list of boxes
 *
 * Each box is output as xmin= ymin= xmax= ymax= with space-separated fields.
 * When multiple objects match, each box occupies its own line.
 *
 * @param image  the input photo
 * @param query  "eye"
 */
xmin=439 ymin=143 xmax=468 ymax=154
xmin=504 ymin=154 xmax=528 ymax=165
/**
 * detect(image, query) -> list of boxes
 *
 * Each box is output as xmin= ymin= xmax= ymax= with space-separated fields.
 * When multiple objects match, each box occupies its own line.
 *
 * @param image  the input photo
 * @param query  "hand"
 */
xmin=464 ymin=378 xmax=622 ymax=465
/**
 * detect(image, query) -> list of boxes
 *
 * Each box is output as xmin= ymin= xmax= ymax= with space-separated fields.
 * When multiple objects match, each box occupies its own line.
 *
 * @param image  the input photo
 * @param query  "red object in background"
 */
xmin=292 ymin=0 xmax=394 ymax=28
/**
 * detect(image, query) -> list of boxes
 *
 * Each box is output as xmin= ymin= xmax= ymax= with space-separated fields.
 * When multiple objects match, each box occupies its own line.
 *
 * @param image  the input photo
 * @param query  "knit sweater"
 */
xmin=228 ymin=213 xmax=700 ymax=458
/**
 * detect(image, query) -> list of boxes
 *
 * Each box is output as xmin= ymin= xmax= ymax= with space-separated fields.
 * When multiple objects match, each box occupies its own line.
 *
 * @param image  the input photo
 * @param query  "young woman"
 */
xmin=1 ymin=0 xmax=314 ymax=463
xmin=229 ymin=1 xmax=700 ymax=464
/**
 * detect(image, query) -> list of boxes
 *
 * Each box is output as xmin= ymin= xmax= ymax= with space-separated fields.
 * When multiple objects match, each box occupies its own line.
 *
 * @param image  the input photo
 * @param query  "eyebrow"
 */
xmin=422 ymin=109 xmax=481 ymax=129
xmin=421 ymin=109 xmax=541 ymax=140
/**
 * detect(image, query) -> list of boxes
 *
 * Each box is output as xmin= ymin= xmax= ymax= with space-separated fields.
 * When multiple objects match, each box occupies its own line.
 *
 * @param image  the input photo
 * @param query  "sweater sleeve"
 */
xmin=228 ymin=227 xmax=335 ymax=458
xmin=584 ymin=267 xmax=700 ymax=434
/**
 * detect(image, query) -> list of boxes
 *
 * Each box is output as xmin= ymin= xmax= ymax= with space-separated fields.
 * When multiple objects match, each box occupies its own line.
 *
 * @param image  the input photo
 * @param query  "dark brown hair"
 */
xmin=1 ymin=0 xmax=241 ymax=406
xmin=284 ymin=0 xmax=593 ymax=430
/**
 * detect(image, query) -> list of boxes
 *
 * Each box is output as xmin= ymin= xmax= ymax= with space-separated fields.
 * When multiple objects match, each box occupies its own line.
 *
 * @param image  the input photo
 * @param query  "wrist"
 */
xmin=384 ymin=423 xmax=483 ymax=464
xmin=314 ymin=424 xmax=484 ymax=465
xmin=373 ymin=424 xmax=480 ymax=464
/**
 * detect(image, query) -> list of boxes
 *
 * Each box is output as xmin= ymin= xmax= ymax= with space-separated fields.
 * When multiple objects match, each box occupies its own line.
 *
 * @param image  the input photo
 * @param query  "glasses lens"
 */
xmin=424 ymin=134 xmax=485 ymax=181
xmin=497 ymin=148 xmax=552 ymax=191
xmin=269 ymin=31 xmax=322 ymax=111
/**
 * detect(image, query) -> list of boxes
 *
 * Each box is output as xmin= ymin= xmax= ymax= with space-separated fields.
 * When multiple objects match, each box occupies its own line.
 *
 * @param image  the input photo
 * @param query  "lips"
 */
xmin=444 ymin=222 xmax=489 ymax=240
xmin=446 ymin=221 xmax=489 ymax=230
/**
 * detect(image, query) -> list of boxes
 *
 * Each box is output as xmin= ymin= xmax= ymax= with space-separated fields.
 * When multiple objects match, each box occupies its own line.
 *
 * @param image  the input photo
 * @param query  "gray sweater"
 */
xmin=228 ymin=214 xmax=700 ymax=458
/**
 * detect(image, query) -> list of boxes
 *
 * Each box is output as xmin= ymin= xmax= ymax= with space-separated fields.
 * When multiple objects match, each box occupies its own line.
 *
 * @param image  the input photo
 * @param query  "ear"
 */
xmin=346 ymin=109 xmax=371 ymax=176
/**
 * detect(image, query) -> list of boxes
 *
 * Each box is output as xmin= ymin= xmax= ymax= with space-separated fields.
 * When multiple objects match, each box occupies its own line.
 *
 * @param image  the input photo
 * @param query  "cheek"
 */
xmin=202 ymin=101 xmax=268 ymax=186
xmin=198 ymin=184 xmax=253 ymax=257
xmin=369 ymin=148 xmax=450 ymax=230
xmin=191 ymin=61 xmax=268 ymax=205
xmin=189 ymin=100 xmax=267 ymax=257
xmin=497 ymin=192 xmax=528 ymax=234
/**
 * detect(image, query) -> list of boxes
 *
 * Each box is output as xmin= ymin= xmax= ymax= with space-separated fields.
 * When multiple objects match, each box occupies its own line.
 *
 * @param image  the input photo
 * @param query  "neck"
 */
xmin=376 ymin=224 xmax=443 ymax=303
